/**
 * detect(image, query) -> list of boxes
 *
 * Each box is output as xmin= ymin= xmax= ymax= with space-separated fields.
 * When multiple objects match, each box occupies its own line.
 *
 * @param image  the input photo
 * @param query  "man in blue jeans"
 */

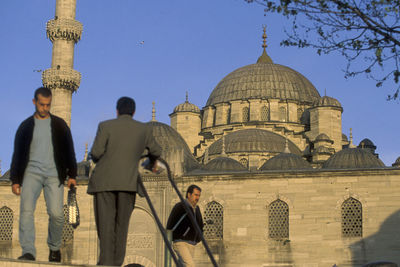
xmin=10 ymin=87 xmax=77 ymax=262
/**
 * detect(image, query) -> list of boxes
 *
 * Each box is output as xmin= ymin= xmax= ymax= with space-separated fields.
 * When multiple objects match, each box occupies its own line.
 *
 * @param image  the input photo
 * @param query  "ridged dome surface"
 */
xmin=322 ymin=148 xmax=385 ymax=169
xmin=260 ymin=153 xmax=312 ymax=170
xmin=208 ymin=129 xmax=302 ymax=156
xmin=148 ymin=121 xmax=200 ymax=172
xmin=316 ymin=96 xmax=342 ymax=108
xmin=205 ymin=61 xmax=320 ymax=107
xmin=205 ymin=157 xmax=247 ymax=172
xmin=173 ymin=101 xmax=200 ymax=113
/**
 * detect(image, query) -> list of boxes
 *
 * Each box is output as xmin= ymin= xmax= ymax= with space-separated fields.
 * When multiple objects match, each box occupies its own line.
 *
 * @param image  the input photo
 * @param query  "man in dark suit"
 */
xmin=87 ymin=96 xmax=161 ymax=266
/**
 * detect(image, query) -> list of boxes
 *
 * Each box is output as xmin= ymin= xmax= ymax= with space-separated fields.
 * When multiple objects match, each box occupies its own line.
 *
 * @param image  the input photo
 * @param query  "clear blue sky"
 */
xmin=1 ymin=0 xmax=399 ymax=173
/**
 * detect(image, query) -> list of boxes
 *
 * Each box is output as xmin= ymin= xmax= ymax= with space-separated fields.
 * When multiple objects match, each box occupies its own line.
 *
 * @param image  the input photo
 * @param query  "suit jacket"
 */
xmin=87 ymin=115 xmax=161 ymax=194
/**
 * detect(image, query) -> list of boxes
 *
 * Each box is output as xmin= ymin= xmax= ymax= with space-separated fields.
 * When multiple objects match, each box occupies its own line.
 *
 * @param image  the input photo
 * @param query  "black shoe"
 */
xmin=18 ymin=253 xmax=35 ymax=261
xmin=49 ymin=249 xmax=61 ymax=262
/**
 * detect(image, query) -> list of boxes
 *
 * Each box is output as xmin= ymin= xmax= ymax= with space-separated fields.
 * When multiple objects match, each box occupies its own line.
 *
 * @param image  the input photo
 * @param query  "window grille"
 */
xmin=0 ymin=206 xmax=13 ymax=241
xmin=261 ymin=106 xmax=269 ymax=121
xmin=242 ymin=107 xmax=249 ymax=122
xmin=239 ymin=158 xmax=248 ymax=169
xmin=297 ymin=108 xmax=303 ymax=122
xmin=204 ymin=201 xmax=223 ymax=240
xmin=279 ymin=107 xmax=287 ymax=122
xmin=341 ymin=197 xmax=362 ymax=237
xmin=62 ymin=204 xmax=74 ymax=243
xmin=268 ymin=200 xmax=289 ymax=240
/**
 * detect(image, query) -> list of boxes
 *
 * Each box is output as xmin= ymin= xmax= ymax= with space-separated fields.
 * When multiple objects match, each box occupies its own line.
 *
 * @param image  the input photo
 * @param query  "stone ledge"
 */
xmin=0 ymin=257 xmax=104 ymax=267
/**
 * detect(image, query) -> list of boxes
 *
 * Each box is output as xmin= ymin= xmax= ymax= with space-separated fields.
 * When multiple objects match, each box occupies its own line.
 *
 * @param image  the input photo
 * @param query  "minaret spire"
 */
xmin=42 ymin=0 xmax=83 ymax=126
xmin=349 ymin=128 xmax=356 ymax=148
xmin=257 ymin=25 xmax=273 ymax=64
xmin=151 ymin=101 xmax=157 ymax=122
xmin=84 ymin=143 xmax=88 ymax=161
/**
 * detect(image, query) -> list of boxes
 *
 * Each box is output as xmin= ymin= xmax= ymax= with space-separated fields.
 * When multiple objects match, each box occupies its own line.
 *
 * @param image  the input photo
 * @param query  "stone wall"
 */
xmin=0 ymin=168 xmax=399 ymax=266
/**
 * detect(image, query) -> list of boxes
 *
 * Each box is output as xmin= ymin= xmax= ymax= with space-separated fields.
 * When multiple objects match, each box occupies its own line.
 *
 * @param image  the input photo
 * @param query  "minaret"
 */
xmin=42 ymin=0 xmax=82 ymax=126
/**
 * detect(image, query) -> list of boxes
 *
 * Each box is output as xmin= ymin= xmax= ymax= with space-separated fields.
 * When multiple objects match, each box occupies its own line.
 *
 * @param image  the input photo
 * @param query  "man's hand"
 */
xmin=12 ymin=184 xmax=21 ymax=196
xmin=67 ymin=178 xmax=77 ymax=189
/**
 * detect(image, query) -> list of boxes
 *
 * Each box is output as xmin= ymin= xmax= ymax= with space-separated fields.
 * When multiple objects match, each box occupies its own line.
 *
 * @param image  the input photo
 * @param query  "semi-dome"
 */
xmin=77 ymin=160 xmax=90 ymax=178
xmin=205 ymin=51 xmax=320 ymax=107
xmin=204 ymin=157 xmax=247 ymax=172
xmin=322 ymin=148 xmax=385 ymax=169
xmin=148 ymin=121 xmax=200 ymax=172
xmin=316 ymin=96 xmax=342 ymax=108
xmin=260 ymin=153 xmax=312 ymax=171
xmin=208 ymin=129 xmax=302 ymax=156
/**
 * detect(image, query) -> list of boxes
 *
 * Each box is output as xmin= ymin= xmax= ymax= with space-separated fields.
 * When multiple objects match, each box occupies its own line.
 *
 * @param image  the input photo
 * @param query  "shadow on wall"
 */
xmin=350 ymin=209 xmax=400 ymax=266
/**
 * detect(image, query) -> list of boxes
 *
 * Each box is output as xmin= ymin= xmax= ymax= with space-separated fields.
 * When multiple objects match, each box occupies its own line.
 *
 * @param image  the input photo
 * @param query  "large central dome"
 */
xmin=205 ymin=52 xmax=320 ymax=106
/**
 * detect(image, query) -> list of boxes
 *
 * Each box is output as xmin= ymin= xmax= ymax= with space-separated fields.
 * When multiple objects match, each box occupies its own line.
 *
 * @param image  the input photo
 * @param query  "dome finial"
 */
xmin=262 ymin=25 xmax=267 ymax=50
xmin=84 ymin=143 xmax=88 ymax=161
xmin=349 ymin=128 xmax=356 ymax=148
xmin=151 ymin=101 xmax=157 ymax=122
xmin=257 ymin=25 xmax=273 ymax=64
xmin=284 ymin=138 xmax=290 ymax=153
xmin=186 ymin=91 xmax=189 ymax=103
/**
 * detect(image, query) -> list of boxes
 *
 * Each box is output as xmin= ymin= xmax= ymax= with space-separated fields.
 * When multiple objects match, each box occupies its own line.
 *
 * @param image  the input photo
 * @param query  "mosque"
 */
xmin=0 ymin=0 xmax=400 ymax=266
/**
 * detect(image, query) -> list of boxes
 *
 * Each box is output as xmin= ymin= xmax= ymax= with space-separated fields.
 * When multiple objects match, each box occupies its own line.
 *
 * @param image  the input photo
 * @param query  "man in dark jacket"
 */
xmin=88 ymin=96 xmax=161 ymax=266
xmin=167 ymin=184 xmax=204 ymax=267
xmin=10 ymin=87 xmax=77 ymax=262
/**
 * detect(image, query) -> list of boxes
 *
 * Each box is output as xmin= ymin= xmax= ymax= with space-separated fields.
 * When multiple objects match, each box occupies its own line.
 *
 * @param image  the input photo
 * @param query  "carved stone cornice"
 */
xmin=46 ymin=18 xmax=83 ymax=43
xmin=42 ymin=68 xmax=81 ymax=92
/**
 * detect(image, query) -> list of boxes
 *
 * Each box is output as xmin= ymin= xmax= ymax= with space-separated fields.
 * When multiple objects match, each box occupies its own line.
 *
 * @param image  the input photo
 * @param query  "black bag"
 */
xmin=67 ymin=184 xmax=80 ymax=229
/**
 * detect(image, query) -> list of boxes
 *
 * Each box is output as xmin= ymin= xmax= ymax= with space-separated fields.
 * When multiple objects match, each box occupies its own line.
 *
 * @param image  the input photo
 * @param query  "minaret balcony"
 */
xmin=46 ymin=18 xmax=83 ymax=43
xmin=42 ymin=68 xmax=81 ymax=92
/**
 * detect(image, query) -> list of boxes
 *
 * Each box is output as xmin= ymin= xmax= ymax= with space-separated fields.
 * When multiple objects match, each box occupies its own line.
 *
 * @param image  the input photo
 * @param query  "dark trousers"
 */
xmin=94 ymin=191 xmax=136 ymax=266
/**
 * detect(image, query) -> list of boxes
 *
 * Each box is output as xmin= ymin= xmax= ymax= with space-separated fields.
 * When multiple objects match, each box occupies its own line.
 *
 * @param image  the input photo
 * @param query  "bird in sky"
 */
xmin=33 ymin=69 xmax=42 ymax=72
xmin=139 ymin=41 xmax=144 ymax=45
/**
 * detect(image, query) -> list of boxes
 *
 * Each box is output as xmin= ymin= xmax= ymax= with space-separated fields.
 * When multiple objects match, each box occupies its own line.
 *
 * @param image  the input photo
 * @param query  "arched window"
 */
xmin=239 ymin=158 xmax=248 ymax=169
xmin=242 ymin=107 xmax=249 ymax=122
xmin=204 ymin=201 xmax=223 ymax=240
xmin=341 ymin=197 xmax=362 ymax=237
xmin=279 ymin=107 xmax=287 ymax=122
xmin=62 ymin=204 xmax=74 ymax=243
xmin=0 ymin=206 xmax=13 ymax=241
xmin=268 ymin=199 xmax=289 ymax=240
xmin=226 ymin=107 xmax=231 ymax=124
xmin=261 ymin=105 xmax=269 ymax=121
xmin=297 ymin=108 xmax=303 ymax=122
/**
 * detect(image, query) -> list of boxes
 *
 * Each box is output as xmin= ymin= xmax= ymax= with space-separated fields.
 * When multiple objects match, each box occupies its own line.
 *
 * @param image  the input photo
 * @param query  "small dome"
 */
xmin=315 ymin=133 xmax=332 ymax=142
xmin=208 ymin=129 xmax=302 ymax=156
xmin=260 ymin=153 xmax=312 ymax=171
xmin=322 ymin=148 xmax=385 ymax=169
xmin=204 ymin=157 xmax=247 ymax=172
xmin=342 ymin=133 xmax=349 ymax=142
xmin=358 ymin=138 xmax=376 ymax=149
xmin=392 ymin=157 xmax=400 ymax=167
xmin=173 ymin=101 xmax=200 ymax=113
xmin=0 ymin=170 xmax=10 ymax=182
xmin=148 ymin=121 xmax=200 ymax=172
xmin=316 ymin=96 xmax=342 ymax=108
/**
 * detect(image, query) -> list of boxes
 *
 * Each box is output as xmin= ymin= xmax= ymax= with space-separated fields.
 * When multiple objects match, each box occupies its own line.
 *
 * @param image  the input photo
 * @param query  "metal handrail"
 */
xmin=139 ymin=156 xmax=219 ymax=267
